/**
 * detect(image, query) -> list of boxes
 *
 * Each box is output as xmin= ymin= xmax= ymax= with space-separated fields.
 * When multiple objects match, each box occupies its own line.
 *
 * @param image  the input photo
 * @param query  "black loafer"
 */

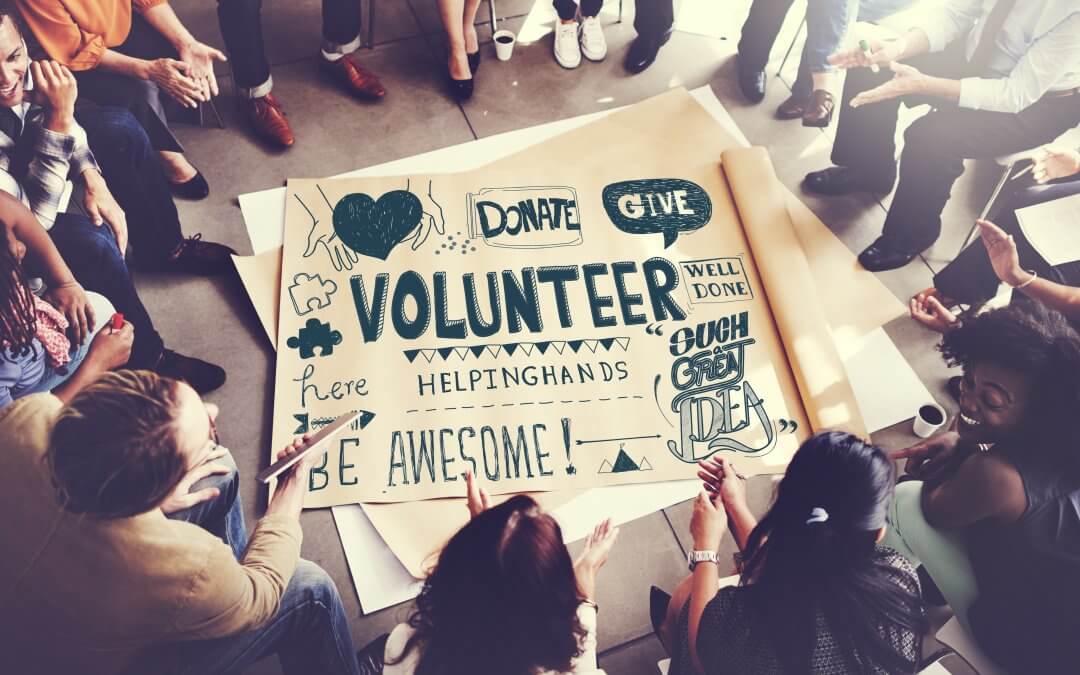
xmin=858 ymin=238 xmax=919 ymax=272
xmin=467 ymin=50 xmax=480 ymax=75
xmin=447 ymin=73 xmax=474 ymax=102
xmin=624 ymin=30 xmax=672 ymax=74
xmin=736 ymin=56 xmax=766 ymax=103
xmin=802 ymin=166 xmax=894 ymax=196
xmin=650 ymin=586 xmax=671 ymax=638
xmin=171 ymin=170 xmax=210 ymax=200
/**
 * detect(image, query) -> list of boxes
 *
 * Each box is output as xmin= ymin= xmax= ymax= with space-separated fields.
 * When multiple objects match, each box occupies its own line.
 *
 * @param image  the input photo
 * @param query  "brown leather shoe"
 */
xmin=319 ymin=53 xmax=386 ymax=100
xmin=242 ymin=93 xmax=294 ymax=148
xmin=776 ymin=94 xmax=809 ymax=120
xmin=802 ymin=90 xmax=836 ymax=128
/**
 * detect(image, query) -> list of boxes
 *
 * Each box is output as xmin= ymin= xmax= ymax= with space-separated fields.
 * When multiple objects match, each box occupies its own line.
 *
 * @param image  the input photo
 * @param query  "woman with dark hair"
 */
xmin=0 ymin=216 xmax=132 ymax=407
xmin=656 ymin=432 xmax=926 ymax=674
xmin=383 ymin=472 xmax=618 ymax=675
xmin=890 ymin=301 xmax=1080 ymax=673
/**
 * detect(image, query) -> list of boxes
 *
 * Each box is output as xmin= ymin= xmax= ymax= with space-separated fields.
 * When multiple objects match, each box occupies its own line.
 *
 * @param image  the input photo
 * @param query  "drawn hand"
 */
xmin=909 ymin=288 xmax=958 ymax=334
xmin=976 ymin=219 xmax=1026 ymax=287
xmin=697 ymin=456 xmax=747 ymax=514
xmin=1032 ymin=146 xmax=1080 ymax=184
xmin=851 ymin=62 xmax=925 ymax=108
xmin=297 ymin=192 xmax=360 ymax=272
xmin=159 ymin=445 xmax=231 ymax=514
xmin=403 ymin=179 xmax=446 ymax=251
xmin=574 ymin=518 xmax=619 ymax=600
xmin=690 ymin=491 xmax=726 ymax=553
xmin=465 ymin=470 xmax=490 ymax=518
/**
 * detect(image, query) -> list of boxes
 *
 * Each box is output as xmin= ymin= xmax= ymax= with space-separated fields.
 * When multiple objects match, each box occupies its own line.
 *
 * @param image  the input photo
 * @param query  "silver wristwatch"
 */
xmin=687 ymin=550 xmax=719 ymax=570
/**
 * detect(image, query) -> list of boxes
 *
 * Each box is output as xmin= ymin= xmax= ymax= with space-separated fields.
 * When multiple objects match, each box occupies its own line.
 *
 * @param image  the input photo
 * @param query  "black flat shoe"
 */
xmin=467 ymin=50 xmax=481 ymax=75
xmin=858 ymin=238 xmax=919 ymax=272
xmin=802 ymin=166 xmax=894 ymax=196
xmin=356 ymin=633 xmax=389 ymax=675
xmin=171 ymin=170 xmax=209 ymax=200
xmin=736 ymin=55 xmax=766 ymax=103
xmin=446 ymin=73 xmax=474 ymax=102
xmin=650 ymin=586 xmax=671 ymax=638
xmin=624 ymin=30 xmax=672 ymax=74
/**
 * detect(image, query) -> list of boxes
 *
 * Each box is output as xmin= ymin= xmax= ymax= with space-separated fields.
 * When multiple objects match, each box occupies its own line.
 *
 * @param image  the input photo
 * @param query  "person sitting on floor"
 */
xmin=215 ymin=0 xmax=385 ymax=147
xmin=381 ymin=471 xmax=618 ymax=675
xmin=803 ymin=0 xmax=1080 ymax=272
xmin=1 ymin=214 xmax=132 ymax=407
xmin=911 ymin=145 xmax=1080 ymax=331
xmin=0 ymin=370 xmax=367 ymax=675
xmin=655 ymin=432 xmax=926 ymax=675
xmin=14 ymin=0 xmax=226 ymax=198
xmin=889 ymin=301 xmax=1080 ymax=673
xmin=0 ymin=8 xmax=228 ymax=392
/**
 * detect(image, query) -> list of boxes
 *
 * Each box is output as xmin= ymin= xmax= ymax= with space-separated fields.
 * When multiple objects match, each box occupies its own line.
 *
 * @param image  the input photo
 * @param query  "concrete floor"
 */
xmin=146 ymin=0 xmax=999 ymax=672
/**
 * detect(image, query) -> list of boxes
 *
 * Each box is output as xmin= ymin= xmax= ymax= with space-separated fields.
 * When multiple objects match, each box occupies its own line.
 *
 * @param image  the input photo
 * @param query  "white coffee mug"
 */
xmin=493 ymin=30 xmax=516 ymax=61
xmin=912 ymin=402 xmax=947 ymax=439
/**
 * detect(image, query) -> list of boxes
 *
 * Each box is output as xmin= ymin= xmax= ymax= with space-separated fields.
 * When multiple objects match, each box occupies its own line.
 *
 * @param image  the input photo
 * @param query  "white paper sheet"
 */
xmin=843 ymin=327 xmax=936 ymax=434
xmin=1016 ymin=192 xmax=1080 ymax=267
xmin=242 ymin=86 xmax=920 ymax=614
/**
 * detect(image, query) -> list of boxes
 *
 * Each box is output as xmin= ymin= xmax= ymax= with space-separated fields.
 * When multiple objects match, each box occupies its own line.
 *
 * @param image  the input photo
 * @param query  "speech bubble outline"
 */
xmin=601 ymin=178 xmax=712 ymax=248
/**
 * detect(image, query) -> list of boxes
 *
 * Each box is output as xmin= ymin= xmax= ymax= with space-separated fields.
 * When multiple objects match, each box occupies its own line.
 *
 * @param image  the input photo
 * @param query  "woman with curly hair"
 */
xmin=891 ymin=301 xmax=1080 ymax=672
xmin=382 ymin=472 xmax=618 ymax=675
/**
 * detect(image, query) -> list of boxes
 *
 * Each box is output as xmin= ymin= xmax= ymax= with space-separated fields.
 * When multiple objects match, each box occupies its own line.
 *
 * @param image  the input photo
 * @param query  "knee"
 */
xmin=82 ymin=108 xmax=153 ymax=157
xmin=902 ymin=115 xmax=962 ymax=159
xmin=193 ymin=448 xmax=241 ymax=500
xmin=891 ymin=479 xmax=926 ymax=532
xmin=290 ymin=560 xmax=343 ymax=610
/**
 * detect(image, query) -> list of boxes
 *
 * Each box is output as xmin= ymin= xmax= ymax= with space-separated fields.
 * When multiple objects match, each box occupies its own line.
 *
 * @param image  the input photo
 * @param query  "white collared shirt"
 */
xmin=893 ymin=0 xmax=1080 ymax=113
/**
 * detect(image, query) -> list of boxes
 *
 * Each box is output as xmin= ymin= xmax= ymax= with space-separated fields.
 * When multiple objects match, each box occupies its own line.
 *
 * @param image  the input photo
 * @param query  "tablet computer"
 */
xmin=256 ymin=411 xmax=361 ymax=483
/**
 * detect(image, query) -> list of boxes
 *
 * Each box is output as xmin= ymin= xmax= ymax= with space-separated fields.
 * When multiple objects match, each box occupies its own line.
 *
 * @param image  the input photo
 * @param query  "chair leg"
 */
xmin=367 ymin=0 xmax=376 ymax=49
xmin=957 ymin=162 xmax=1016 ymax=256
xmin=618 ymin=0 xmax=623 ymax=23
xmin=777 ymin=14 xmax=807 ymax=77
xmin=489 ymin=0 xmax=497 ymax=37
xmin=205 ymin=99 xmax=226 ymax=130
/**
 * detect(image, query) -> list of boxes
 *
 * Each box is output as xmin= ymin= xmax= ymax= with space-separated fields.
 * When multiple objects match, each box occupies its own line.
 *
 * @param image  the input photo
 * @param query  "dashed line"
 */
xmin=406 ymin=396 xmax=642 ymax=413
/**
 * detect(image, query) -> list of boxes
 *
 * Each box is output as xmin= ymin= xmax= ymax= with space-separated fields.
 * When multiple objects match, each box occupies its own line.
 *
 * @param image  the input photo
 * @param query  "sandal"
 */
xmin=802 ymin=90 xmax=836 ymax=128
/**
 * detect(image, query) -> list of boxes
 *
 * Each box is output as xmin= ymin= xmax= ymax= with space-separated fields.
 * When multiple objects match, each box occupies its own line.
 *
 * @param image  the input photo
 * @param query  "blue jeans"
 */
xmin=792 ymin=0 xmax=856 ymax=98
xmin=28 ymin=292 xmax=116 ymax=395
xmin=46 ymin=213 xmax=164 ymax=368
xmin=161 ymin=451 xmax=360 ymax=675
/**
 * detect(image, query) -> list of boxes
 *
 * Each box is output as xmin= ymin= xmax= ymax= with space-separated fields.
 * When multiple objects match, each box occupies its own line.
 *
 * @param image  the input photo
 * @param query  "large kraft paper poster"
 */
xmin=273 ymin=162 xmax=812 ymax=507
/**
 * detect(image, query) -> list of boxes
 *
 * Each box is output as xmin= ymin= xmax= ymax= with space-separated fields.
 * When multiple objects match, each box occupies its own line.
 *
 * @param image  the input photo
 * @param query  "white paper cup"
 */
xmin=493 ymin=30 xmax=516 ymax=61
xmin=912 ymin=402 xmax=947 ymax=438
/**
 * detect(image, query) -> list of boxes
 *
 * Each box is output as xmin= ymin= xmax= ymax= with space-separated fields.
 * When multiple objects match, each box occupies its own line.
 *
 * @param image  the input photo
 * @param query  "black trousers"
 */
xmin=934 ymin=176 xmax=1080 ymax=305
xmin=554 ymin=0 xmax=604 ymax=20
xmin=217 ymin=0 xmax=363 ymax=90
xmin=73 ymin=15 xmax=184 ymax=153
xmin=633 ymin=0 xmax=674 ymax=39
xmin=831 ymin=41 xmax=1080 ymax=254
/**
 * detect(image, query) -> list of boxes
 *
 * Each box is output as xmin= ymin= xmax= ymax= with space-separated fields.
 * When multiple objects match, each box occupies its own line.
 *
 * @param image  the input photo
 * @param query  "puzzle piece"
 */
xmin=288 ymin=272 xmax=338 ymax=316
xmin=286 ymin=318 xmax=343 ymax=359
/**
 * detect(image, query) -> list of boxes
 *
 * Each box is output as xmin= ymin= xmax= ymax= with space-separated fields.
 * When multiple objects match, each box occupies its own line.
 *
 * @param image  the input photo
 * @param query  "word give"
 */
xmin=602 ymin=178 xmax=712 ymax=248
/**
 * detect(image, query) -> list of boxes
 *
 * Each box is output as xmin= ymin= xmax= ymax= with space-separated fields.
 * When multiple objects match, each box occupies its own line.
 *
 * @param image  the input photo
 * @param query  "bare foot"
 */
xmin=448 ymin=47 xmax=470 ymax=81
xmin=159 ymin=150 xmax=197 ymax=184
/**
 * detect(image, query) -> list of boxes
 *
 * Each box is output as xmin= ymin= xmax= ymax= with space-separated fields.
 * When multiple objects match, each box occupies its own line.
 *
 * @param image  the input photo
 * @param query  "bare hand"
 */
xmin=1032 ymin=146 xmax=1080 ymax=184
xmin=145 ymin=58 xmax=205 ymax=108
xmin=266 ymin=434 xmax=316 ymax=518
xmin=697 ymin=456 xmax=747 ymax=514
xmin=83 ymin=173 xmax=128 ymax=256
xmin=889 ymin=430 xmax=962 ymax=481
xmin=46 ymin=281 xmax=94 ymax=345
xmin=909 ymin=289 xmax=958 ymax=333
xmin=86 ymin=319 xmax=133 ymax=369
xmin=574 ymin=517 xmax=619 ymax=599
xmin=177 ymin=40 xmax=227 ymax=99
xmin=30 ymin=61 xmax=77 ymax=132
xmin=465 ymin=470 xmax=490 ymax=518
xmin=851 ymin=62 xmax=926 ymax=108
xmin=159 ymin=445 xmax=231 ymax=514
xmin=828 ymin=29 xmax=906 ymax=70
xmin=690 ymin=491 xmax=726 ymax=552
xmin=976 ymin=219 xmax=1026 ymax=286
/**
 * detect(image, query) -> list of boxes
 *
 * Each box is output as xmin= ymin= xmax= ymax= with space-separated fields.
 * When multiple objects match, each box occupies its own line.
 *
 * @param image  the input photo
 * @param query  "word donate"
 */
xmin=468 ymin=186 xmax=583 ymax=249
xmin=602 ymin=178 xmax=711 ymax=248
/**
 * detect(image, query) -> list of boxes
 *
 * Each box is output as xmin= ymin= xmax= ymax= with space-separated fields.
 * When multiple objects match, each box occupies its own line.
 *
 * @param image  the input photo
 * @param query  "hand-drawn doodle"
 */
xmin=598 ymin=444 xmax=653 ymax=473
xmin=293 ymin=413 xmax=309 ymax=434
xmin=679 ymin=258 xmax=753 ymax=304
xmin=467 ymin=186 xmax=583 ymax=249
xmin=333 ymin=190 xmax=424 ymax=261
xmin=602 ymin=178 xmax=712 ymax=248
xmin=289 ymin=272 xmax=338 ymax=316
xmin=778 ymin=419 xmax=799 ymax=433
xmin=287 ymin=318 xmax=343 ymax=359
xmin=401 ymin=179 xmax=446 ymax=251
xmin=297 ymin=185 xmax=361 ymax=272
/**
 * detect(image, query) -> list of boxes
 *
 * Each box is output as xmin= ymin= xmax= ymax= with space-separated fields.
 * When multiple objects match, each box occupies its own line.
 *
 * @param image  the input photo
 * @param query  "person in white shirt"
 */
xmin=803 ymin=0 xmax=1080 ymax=272
xmin=381 ymin=472 xmax=617 ymax=675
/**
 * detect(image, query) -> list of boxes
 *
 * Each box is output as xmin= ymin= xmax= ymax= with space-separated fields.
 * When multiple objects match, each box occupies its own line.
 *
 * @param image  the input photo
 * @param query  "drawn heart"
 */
xmin=332 ymin=190 xmax=423 ymax=261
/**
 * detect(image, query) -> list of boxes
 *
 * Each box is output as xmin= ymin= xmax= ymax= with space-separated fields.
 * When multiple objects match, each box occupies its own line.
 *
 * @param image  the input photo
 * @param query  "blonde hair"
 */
xmin=48 ymin=370 xmax=186 ymax=517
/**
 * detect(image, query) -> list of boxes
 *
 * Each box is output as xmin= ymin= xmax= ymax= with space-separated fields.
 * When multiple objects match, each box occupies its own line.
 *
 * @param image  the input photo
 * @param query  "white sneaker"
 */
xmin=579 ymin=16 xmax=607 ymax=61
xmin=554 ymin=21 xmax=582 ymax=69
